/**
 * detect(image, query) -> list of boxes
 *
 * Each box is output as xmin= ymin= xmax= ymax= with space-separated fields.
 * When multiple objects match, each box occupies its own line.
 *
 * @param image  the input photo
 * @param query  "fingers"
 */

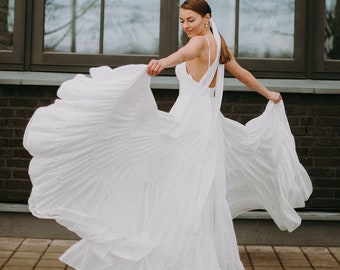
xmin=146 ymin=59 xmax=164 ymax=76
xmin=273 ymin=93 xmax=282 ymax=103
xmin=269 ymin=91 xmax=282 ymax=103
xmin=275 ymin=93 xmax=282 ymax=103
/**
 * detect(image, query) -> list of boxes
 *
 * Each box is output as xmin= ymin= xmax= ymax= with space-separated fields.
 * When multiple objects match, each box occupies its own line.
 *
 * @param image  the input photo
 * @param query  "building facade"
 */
xmin=0 ymin=0 xmax=339 ymax=212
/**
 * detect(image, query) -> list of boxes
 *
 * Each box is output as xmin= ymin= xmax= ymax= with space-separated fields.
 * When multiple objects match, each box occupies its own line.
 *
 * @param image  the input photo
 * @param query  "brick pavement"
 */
xmin=0 ymin=237 xmax=339 ymax=270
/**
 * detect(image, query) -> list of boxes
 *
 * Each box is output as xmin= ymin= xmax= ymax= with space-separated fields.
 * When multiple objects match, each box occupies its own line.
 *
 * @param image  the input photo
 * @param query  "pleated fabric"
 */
xmin=23 ymin=20 xmax=312 ymax=270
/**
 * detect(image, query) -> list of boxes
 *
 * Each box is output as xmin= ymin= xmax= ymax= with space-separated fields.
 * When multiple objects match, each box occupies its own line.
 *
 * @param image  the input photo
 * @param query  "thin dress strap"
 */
xmin=205 ymin=36 xmax=211 ymax=68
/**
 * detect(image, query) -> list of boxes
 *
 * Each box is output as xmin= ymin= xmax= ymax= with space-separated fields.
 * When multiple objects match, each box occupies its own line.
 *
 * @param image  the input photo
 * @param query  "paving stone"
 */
xmin=0 ymin=237 xmax=23 ymax=251
xmin=313 ymin=269 xmax=340 ymax=270
xmin=329 ymin=247 xmax=340 ymax=254
xmin=247 ymin=245 xmax=277 ymax=261
xmin=17 ymin=238 xmax=51 ymax=252
xmin=306 ymin=253 xmax=340 ymax=268
xmin=35 ymin=268 xmax=65 ymax=270
xmin=21 ymin=238 xmax=51 ymax=246
xmin=247 ymin=245 xmax=275 ymax=253
xmin=47 ymin=239 xmax=77 ymax=253
xmin=41 ymin=251 xmax=63 ymax=260
xmin=253 ymin=267 xmax=282 ymax=270
xmin=275 ymin=247 xmax=307 ymax=264
xmin=11 ymin=251 xmax=42 ymax=259
xmin=277 ymin=252 xmax=306 ymax=260
xmin=6 ymin=257 xmax=38 ymax=267
xmin=301 ymin=246 xmax=330 ymax=254
xmin=36 ymin=258 xmax=66 ymax=268
xmin=251 ymin=258 xmax=281 ymax=267
xmin=274 ymin=246 xmax=302 ymax=253
xmin=0 ymin=257 xmax=8 ymax=267
xmin=0 ymin=250 xmax=13 ymax=258
xmin=2 ymin=267 xmax=33 ymax=270
xmin=250 ymin=252 xmax=277 ymax=259
xmin=284 ymin=267 xmax=314 ymax=270
xmin=0 ymin=237 xmax=24 ymax=246
xmin=280 ymin=259 xmax=311 ymax=267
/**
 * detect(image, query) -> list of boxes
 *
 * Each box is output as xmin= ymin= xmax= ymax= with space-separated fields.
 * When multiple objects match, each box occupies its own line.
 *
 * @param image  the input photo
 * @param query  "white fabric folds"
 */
xmin=23 ymin=19 xmax=312 ymax=270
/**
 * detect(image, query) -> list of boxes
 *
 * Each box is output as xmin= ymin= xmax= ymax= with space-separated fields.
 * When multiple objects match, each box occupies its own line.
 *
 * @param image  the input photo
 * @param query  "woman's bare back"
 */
xmin=185 ymin=34 xmax=217 ymax=87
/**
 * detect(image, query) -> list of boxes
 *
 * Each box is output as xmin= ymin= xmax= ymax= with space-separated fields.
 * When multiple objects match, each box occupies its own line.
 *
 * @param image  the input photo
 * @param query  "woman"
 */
xmin=23 ymin=0 xmax=312 ymax=269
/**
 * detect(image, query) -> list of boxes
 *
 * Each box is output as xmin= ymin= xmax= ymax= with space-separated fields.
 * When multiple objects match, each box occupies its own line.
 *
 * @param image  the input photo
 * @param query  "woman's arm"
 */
xmin=224 ymin=49 xmax=282 ymax=103
xmin=146 ymin=36 xmax=204 ymax=76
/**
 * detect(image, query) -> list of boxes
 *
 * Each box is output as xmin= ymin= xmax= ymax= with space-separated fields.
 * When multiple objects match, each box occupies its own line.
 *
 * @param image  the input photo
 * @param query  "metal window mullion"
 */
xmin=23 ymin=0 xmax=33 ymax=70
xmin=99 ymin=0 xmax=105 ymax=54
xmin=71 ymin=0 xmax=77 ymax=52
xmin=159 ymin=0 xmax=178 ymax=58
xmin=234 ymin=0 xmax=239 ymax=57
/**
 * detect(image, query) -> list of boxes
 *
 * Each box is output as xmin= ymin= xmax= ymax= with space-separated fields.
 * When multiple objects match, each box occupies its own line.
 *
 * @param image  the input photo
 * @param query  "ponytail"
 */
xmin=219 ymin=34 xmax=232 ymax=64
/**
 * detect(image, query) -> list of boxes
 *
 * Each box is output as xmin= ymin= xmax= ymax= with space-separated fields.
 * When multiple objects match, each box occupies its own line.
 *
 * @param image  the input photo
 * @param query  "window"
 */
xmin=30 ymin=0 xmax=176 ymax=72
xmin=0 ymin=0 xmax=25 ymax=70
xmin=234 ymin=0 xmax=307 ymax=77
xmin=313 ymin=0 xmax=340 ymax=79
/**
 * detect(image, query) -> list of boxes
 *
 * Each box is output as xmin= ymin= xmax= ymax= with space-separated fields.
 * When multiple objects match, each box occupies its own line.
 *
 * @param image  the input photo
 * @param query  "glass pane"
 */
xmin=44 ymin=0 xmax=160 ymax=55
xmin=0 ymin=0 xmax=15 ymax=51
xmin=238 ymin=0 xmax=295 ymax=58
xmin=103 ymin=0 xmax=160 ymax=55
xmin=325 ymin=0 xmax=340 ymax=59
xmin=44 ymin=0 xmax=100 ymax=53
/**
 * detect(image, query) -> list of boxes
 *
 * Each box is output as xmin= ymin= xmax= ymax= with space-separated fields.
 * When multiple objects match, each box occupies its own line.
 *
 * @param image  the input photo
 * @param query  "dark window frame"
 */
xmin=0 ymin=0 xmax=26 ymax=70
xmin=233 ymin=0 xmax=308 ymax=79
xmin=0 ymin=0 xmax=339 ymax=80
xmin=30 ymin=0 xmax=309 ymax=77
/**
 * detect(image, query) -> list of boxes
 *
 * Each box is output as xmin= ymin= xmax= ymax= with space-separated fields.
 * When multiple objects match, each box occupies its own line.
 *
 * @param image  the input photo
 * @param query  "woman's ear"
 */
xmin=203 ymin=13 xmax=211 ymax=27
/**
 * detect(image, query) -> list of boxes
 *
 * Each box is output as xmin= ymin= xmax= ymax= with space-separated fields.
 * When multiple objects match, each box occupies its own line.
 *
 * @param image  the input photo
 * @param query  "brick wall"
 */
xmin=1 ymin=84 xmax=339 ymax=211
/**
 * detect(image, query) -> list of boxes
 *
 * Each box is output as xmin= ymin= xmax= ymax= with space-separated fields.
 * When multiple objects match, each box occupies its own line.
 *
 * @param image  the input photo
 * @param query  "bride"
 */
xmin=23 ymin=0 xmax=312 ymax=269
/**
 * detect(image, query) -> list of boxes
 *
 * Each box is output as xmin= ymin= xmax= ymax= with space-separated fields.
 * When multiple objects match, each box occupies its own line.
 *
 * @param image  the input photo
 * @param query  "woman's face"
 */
xmin=179 ymin=8 xmax=209 ymax=38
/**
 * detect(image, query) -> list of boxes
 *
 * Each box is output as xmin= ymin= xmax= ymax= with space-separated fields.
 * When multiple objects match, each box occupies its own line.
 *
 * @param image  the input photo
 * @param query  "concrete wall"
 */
xmin=0 ymin=207 xmax=339 ymax=246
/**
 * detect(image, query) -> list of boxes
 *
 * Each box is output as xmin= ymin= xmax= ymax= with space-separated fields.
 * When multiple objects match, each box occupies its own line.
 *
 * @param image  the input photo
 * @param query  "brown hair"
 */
xmin=180 ymin=0 xmax=231 ymax=63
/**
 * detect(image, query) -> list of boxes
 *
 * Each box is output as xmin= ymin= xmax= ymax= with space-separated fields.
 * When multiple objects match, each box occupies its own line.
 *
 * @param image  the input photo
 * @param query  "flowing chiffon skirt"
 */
xmin=23 ymin=64 xmax=312 ymax=270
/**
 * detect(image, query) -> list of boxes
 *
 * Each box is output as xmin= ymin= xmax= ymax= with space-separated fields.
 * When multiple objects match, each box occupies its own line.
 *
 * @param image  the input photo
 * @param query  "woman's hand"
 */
xmin=146 ymin=59 xmax=166 ymax=76
xmin=267 ymin=91 xmax=282 ymax=103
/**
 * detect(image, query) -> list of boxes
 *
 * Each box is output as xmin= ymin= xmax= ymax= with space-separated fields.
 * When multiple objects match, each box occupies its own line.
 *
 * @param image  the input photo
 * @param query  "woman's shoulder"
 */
xmin=184 ymin=36 xmax=210 ymax=58
xmin=187 ymin=35 xmax=207 ymax=48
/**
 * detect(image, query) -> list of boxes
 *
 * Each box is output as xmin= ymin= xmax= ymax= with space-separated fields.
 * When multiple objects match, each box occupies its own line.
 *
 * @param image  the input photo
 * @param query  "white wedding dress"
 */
xmin=23 ymin=20 xmax=312 ymax=270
